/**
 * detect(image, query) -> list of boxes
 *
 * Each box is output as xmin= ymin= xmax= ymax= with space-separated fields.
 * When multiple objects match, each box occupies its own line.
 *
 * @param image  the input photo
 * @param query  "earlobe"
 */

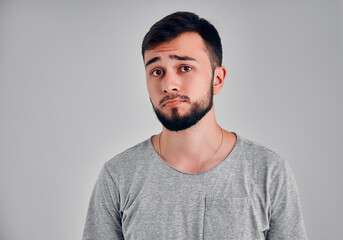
xmin=213 ymin=66 xmax=227 ymax=95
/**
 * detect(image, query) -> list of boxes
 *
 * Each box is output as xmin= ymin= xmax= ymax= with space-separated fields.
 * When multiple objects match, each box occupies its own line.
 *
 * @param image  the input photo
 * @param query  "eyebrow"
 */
xmin=145 ymin=54 xmax=197 ymax=68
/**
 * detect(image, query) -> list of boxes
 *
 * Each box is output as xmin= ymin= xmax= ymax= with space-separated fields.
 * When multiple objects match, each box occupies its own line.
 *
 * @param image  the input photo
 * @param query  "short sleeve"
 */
xmin=266 ymin=160 xmax=307 ymax=239
xmin=82 ymin=165 xmax=124 ymax=240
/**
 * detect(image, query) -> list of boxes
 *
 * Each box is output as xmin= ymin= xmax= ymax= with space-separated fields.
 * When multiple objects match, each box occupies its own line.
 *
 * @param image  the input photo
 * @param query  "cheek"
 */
xmin=186 ymin=77 xmax=211 ymax=97
xmin=146 ymin=81 xmax=160 ymax=102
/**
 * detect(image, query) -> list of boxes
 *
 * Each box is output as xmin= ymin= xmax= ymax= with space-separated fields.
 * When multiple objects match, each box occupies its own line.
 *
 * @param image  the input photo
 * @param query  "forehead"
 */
xmin=144 ymin=32 xmax=209 ymax=65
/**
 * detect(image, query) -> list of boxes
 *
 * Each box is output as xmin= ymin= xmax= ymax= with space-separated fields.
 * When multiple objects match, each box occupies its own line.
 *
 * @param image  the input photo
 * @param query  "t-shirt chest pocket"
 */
xmin=204 ymin=196 xmax=250 ymax=239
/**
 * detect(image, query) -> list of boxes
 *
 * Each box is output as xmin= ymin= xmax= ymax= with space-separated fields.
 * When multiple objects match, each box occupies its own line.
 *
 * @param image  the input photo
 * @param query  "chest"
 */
xmin=118 ymin=173 xmax=268 ymax=239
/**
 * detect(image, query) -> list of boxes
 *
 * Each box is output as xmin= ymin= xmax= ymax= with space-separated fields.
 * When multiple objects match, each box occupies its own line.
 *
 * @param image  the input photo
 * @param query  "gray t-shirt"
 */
xmin=83 ymin=134 xmax=307 ymax=239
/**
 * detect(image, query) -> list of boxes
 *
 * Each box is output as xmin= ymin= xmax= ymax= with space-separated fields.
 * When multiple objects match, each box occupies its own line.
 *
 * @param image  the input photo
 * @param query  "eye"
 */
xmin=180 ymin=66 xmax=192 ymax=73
xmin=151 ymin=69 xmax=164 ymax=76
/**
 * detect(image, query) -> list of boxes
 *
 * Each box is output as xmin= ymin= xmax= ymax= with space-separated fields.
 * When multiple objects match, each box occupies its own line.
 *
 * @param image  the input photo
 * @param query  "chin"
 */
xmin=168 ymin=107 xmax=189 ymax=118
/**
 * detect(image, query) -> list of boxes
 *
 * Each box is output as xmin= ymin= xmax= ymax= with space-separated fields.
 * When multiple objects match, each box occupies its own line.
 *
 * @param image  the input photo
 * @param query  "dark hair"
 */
xmin=142 ymin=11 xmax=222 ymax=68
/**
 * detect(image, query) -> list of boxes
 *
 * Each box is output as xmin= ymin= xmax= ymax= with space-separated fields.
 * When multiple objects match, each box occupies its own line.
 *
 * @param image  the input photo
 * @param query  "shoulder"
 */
xmin=235 ymin=135 xmax=288 ymax=183
xmin=237 ymin=135 xmax=283 ymax=162
xmin=103 ymin=138 xmax=154 ymax=180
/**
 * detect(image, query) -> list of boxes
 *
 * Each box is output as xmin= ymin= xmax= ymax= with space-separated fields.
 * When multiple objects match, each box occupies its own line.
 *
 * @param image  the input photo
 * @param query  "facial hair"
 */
xmin=152 ymin=80 xmax=214 ymax=132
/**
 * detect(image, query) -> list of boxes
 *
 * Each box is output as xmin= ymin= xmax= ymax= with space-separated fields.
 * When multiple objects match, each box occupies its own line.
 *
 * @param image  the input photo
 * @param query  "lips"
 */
xmin=160 ymin=94 xmax=190 ymax=107
xmin=163 ymin=99 xmax=187 ymax=107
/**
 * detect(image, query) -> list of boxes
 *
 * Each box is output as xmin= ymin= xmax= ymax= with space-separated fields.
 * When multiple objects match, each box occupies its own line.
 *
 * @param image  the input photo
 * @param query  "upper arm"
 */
xmin=82 ymin=165 xmax=124 ymax=240
xmin=266 ymin=161 xmax=307 ymax=239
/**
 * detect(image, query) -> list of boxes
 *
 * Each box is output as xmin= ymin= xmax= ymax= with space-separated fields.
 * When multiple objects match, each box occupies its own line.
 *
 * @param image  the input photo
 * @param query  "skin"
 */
xmin=144 ymin=32 xmax=237 ymax=173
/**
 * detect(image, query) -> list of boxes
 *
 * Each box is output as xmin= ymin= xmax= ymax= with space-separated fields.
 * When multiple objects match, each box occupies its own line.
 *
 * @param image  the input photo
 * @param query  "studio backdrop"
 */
xmin=0 ymin=1 xmax=342 ymax=240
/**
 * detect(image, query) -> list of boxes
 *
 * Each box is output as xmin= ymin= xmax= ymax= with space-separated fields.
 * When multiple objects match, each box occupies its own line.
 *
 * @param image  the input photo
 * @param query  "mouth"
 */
xmin=163 ymin=99 xmax=187 ymax=107
xmin=160 ymin=94 xmax=190 ymax=107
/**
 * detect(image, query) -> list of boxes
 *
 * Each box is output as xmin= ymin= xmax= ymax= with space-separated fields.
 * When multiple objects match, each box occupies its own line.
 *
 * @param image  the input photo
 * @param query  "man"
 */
xmin=83 ymin=12 xmax=307 ymax=239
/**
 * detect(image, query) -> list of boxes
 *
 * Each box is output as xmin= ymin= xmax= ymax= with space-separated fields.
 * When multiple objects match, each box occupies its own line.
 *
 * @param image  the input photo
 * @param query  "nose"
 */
xmin=162 ymin=71 xmax=180 ymax=93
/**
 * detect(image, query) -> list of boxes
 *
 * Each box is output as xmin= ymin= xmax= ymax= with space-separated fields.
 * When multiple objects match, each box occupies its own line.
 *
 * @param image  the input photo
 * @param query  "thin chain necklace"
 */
xmin=158 ymin=128 xmax=224 ymax=173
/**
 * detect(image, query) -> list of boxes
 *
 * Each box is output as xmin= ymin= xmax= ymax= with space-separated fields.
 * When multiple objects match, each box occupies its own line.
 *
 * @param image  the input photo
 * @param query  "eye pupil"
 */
xmin=182 ymin=66 xmax=191 ymax=72
xmin=153 ymin=69 xmax=162 ymax=76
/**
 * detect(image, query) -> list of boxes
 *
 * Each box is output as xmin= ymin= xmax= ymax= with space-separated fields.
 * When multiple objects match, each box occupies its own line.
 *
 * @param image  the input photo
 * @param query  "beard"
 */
xmin=151 ymin=81 xmax=214 ymax=132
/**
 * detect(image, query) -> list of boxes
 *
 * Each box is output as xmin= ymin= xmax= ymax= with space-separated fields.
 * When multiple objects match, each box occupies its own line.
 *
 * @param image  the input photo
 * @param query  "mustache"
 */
xmin=159 ymin=94 xmax=190 ymax=105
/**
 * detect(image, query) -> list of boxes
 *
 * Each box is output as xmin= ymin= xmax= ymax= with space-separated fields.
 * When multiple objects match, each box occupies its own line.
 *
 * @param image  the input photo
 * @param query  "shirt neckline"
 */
xmin=148 ymin=132 xmax=241 ymax=176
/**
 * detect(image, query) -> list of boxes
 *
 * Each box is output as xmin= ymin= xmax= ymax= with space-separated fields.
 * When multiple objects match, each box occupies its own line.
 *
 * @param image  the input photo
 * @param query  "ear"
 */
xmin=213 ymin=66 xmax=227 ymax=95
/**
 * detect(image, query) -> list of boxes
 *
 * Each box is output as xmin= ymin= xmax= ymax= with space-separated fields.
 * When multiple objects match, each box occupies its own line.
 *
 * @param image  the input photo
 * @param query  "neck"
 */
xmin=156 ymin=108 xmax=228 ymax=172
xmin=162 ymin=110 xmax=220 ymax=148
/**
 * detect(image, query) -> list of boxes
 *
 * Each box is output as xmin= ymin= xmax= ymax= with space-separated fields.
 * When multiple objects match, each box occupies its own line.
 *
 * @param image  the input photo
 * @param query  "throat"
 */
xmin=157 ymin=128 xmax=226 ymax=173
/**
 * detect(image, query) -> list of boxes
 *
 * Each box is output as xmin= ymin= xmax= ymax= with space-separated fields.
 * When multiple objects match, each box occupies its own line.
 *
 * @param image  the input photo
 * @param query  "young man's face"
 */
xmin=144 ymin=32 xmax=216 ymax=131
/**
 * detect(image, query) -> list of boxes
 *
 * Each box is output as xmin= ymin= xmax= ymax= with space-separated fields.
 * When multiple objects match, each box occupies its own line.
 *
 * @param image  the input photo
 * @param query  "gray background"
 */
xmin=1 ymin=0 xmax=342 ymax=239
